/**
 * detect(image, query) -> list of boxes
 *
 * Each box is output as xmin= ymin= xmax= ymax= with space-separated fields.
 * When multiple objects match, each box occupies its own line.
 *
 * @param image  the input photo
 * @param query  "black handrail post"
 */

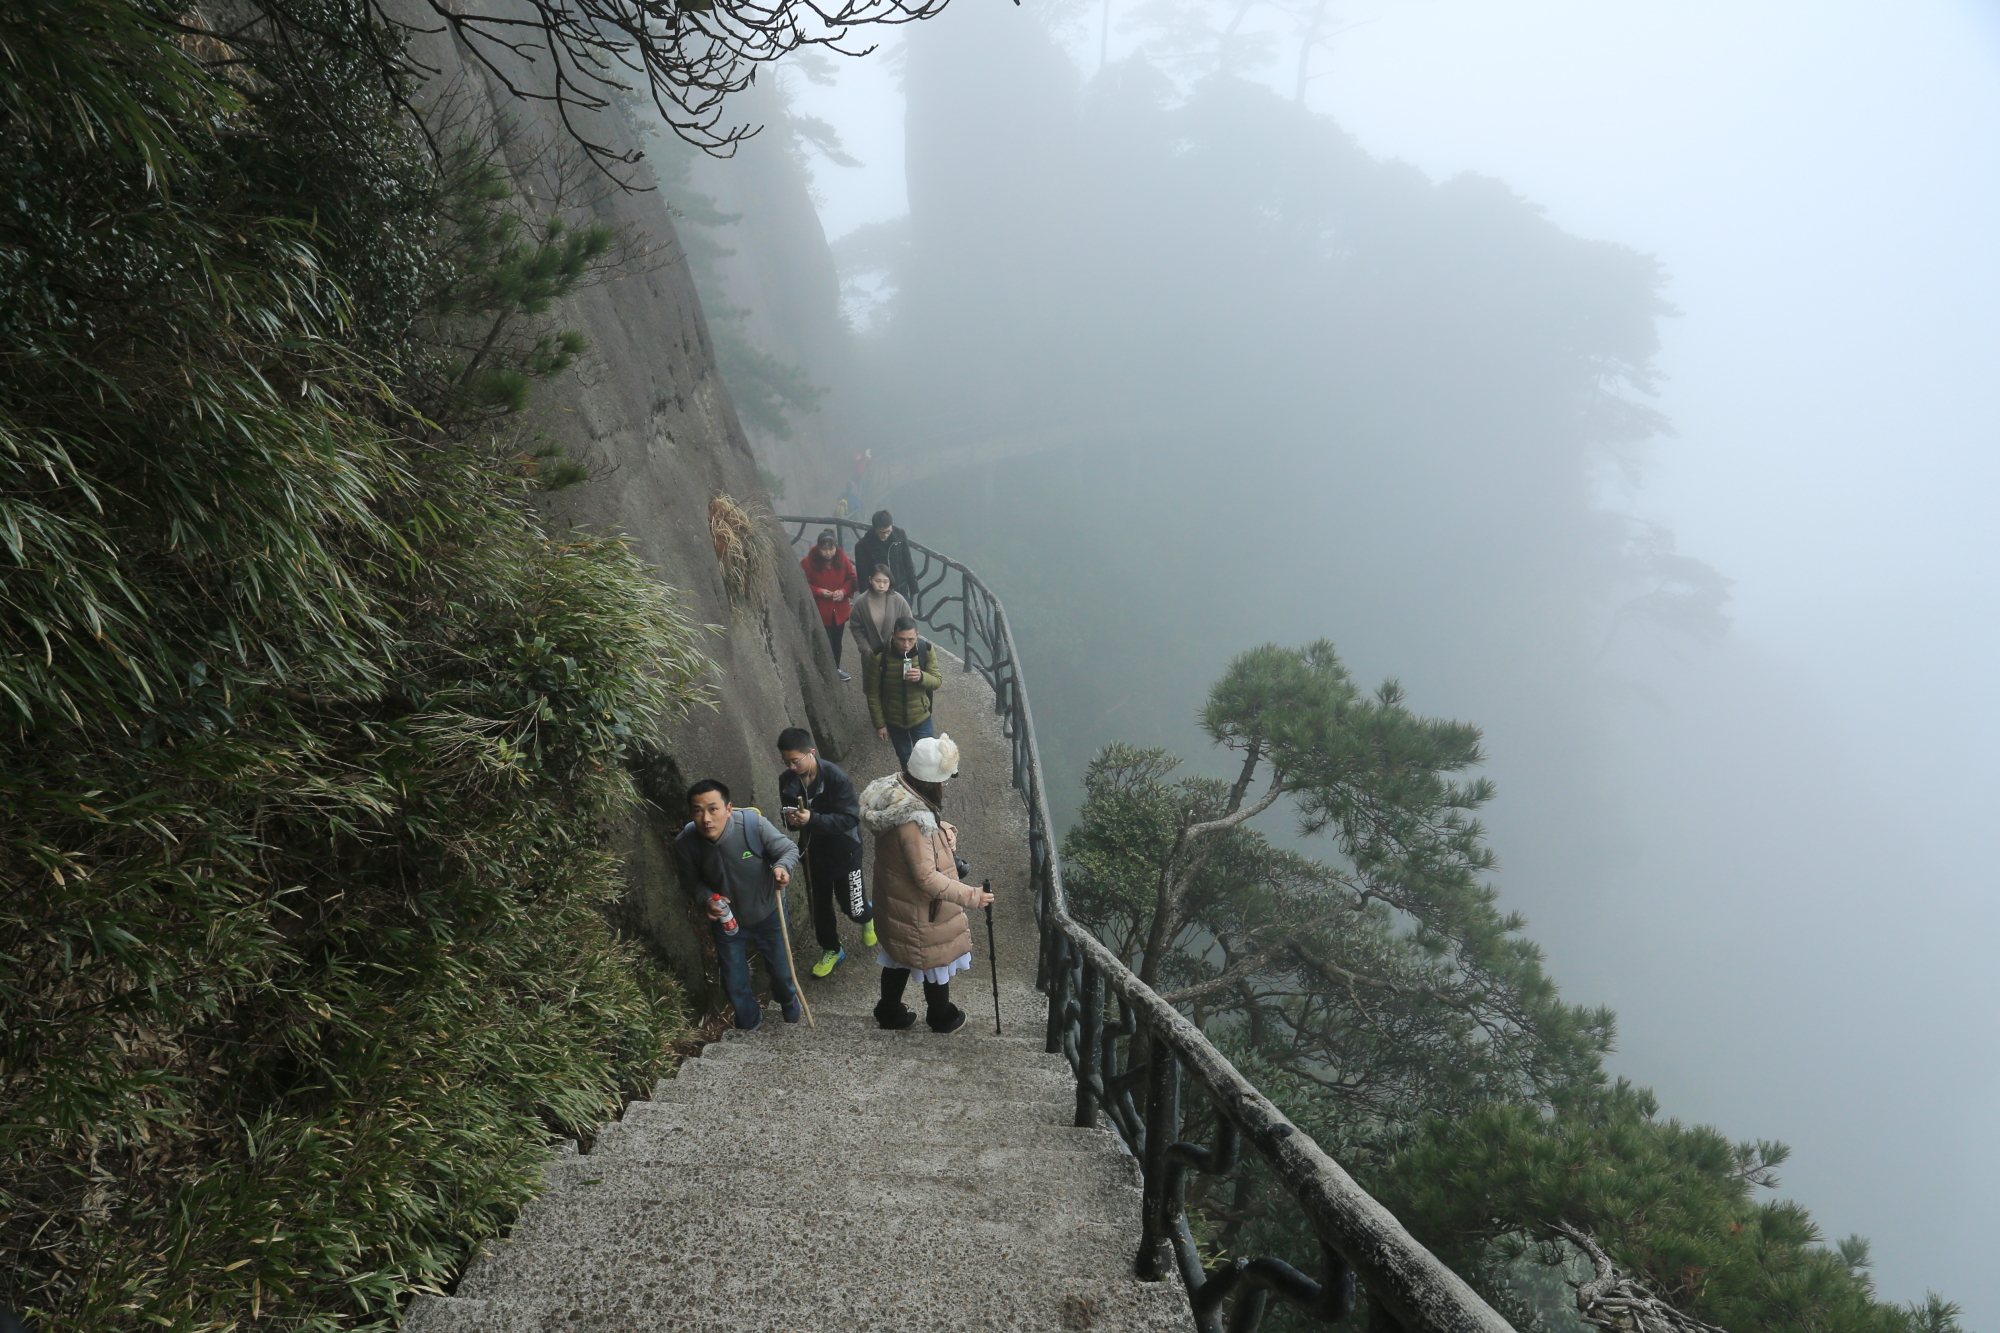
xmin=1137 ymin=1049 xmax=1181 ymax=1282
xmin=962 ymin=571 xmax=974 ymax=672
xmin=1034 ymin=847 xmax=1054 ymax=992
xmin=1076 ymin=963 xmax=1104 ymax=1129
xmin=1043 ymin=930 xmax=1067 ymax=1056
xmin=1102 ymin=992 xmax=1127 ymax=1141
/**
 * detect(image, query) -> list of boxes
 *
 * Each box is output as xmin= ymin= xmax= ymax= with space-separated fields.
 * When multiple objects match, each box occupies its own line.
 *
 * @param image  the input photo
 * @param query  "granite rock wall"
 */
xmin=402 ymin=5 xmax=873 ymax=993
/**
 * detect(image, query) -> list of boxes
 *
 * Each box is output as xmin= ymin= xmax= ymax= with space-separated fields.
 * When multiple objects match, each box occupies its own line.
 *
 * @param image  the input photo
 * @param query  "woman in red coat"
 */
xmin=802 ymin=528 xmax=859 ymax=680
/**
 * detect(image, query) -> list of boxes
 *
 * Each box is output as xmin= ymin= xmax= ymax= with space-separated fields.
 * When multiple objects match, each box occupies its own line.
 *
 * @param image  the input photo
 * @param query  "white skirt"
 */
xmin=878 ymin=947 xmax=973 ymax=986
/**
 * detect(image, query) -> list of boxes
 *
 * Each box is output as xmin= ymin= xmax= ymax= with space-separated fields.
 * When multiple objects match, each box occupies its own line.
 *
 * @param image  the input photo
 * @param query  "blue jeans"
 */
xmin=886 ymin=716 xmax=935 ymax=770
xmin=710 ymin=911 xmax=798 ymax=1029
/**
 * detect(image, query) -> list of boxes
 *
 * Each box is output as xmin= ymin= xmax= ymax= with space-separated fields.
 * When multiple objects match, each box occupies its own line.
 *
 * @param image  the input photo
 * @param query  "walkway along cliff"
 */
xmin=406 ymin=519 xmax=1517 ymax=1333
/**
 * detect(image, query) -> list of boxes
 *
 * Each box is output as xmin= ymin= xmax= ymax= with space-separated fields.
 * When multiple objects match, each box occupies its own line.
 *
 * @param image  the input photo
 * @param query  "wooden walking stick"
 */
xmin=983 ymin=878 xmax=1002 ymax=1035
xmin=776 ymin=863 xmax=815 ymax=1029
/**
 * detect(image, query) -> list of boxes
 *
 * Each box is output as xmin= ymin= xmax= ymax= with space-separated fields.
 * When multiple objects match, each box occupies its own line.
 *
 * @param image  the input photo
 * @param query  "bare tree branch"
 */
xmin=187 ymin=0 xmax=961 ymax=175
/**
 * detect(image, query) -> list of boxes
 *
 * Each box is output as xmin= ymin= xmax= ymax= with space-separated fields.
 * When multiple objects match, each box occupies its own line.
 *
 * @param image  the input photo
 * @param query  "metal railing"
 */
xmin=780 ymin=517 xmax=1516 ymax=1333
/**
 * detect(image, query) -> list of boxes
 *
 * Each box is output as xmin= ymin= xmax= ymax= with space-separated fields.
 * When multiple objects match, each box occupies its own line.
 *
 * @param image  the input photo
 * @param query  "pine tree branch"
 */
xmin=1223 ymin=739 xmax=1262 ymax=812
xmin=1554 ymin=1223 xmax=1729 ymax=1333
xmin=457 ymin=311 xmax=515 ymax=386
xmin=1161 ymin=941 xmax=1288 ymax=1005
xmin=1139 ymin=773 xmax=1285 ymax=986
xmin=1186 ymin=773 xmax=1284 ymax=840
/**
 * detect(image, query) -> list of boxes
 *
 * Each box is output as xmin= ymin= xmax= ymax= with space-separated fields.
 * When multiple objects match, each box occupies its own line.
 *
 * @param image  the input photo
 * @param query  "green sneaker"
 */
xmin=811 ymin=947 xmax=844 ymax=978
xmin=861 ymin=919 xmax=877 ymax=949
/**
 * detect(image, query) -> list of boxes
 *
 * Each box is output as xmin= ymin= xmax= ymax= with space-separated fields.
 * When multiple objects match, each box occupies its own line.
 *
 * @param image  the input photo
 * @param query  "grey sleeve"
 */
xmin=754 ymin=810 xmax=801 ymax=872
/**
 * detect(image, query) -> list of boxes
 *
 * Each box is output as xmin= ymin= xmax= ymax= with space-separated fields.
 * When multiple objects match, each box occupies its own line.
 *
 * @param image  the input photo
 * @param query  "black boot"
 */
xmin=876 ymin=967 xmax=918 ymax=1030
xmin=923 ymin=980 xmax=966 ymax=1034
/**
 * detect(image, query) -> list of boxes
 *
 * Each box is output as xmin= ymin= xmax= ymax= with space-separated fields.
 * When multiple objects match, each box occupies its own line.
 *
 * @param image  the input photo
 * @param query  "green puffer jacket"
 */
xmin=864 ymin=640 xmax=942 ymax=730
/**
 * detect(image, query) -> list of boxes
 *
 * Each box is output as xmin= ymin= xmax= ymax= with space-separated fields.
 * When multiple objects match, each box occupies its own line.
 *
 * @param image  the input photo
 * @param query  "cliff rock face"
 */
xmin=404 ymin=8 xmax=870 ymax=990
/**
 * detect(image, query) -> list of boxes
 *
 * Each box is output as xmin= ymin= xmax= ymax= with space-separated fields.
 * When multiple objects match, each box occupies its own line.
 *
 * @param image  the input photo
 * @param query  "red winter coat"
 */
xmin=802 ymin=547 xmax=858 ymax=627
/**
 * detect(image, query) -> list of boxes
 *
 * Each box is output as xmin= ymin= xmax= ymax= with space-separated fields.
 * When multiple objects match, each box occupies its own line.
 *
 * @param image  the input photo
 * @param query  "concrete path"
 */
xmin=404 ymin=652 xmax=1191 ymax=1332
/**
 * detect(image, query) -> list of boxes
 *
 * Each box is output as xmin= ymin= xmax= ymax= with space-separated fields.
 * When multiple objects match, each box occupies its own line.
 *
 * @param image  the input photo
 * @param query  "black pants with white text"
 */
xmin=805 ymin=842 xmax=870 ymax=952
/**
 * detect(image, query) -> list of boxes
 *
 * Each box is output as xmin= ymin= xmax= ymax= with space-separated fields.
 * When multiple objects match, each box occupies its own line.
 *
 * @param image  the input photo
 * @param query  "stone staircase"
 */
xmin=404 ymin=658 xmax=1192 ymax=1332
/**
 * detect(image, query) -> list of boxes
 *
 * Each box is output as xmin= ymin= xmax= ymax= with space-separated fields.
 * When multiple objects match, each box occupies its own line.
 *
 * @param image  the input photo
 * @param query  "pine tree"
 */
xmin=1062 ymin=642 xmax=1963 ymax=1333
xmin=1065 ymin=641 xmax=1611 ymax=1112
xmin=1373 ymin=1085 xmax=1964 ymax=1333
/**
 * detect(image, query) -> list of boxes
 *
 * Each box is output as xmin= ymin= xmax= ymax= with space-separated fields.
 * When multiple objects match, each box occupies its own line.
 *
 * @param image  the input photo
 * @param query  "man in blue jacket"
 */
xmin=776 ymin=727 xmax=875 ymax=977
xmin=675 ymin=779 xmax=802 ymax=1030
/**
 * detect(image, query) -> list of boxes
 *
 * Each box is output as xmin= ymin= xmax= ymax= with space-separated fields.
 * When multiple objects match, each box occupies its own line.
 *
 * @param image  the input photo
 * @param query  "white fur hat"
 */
xmin=907 ymin=733 xmax=961 ymax=783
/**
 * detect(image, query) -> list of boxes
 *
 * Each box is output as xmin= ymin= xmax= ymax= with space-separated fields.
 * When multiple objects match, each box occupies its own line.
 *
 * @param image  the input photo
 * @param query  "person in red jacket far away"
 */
xmin=802 ymin=527 xmax=859 ymax=680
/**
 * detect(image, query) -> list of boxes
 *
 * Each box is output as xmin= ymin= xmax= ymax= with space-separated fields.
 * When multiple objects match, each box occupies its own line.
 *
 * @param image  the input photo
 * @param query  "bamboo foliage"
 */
xmin=0 ymin=3 xmax=714 ymax=1327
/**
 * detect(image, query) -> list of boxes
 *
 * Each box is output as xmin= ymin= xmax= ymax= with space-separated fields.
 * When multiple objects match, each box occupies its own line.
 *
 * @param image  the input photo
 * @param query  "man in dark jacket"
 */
xmin=675 ymin=779 xmax=802 ymax=1030
xmin=776 ymin=727 xmax=874 ymax=977
xmin=864 ymin=617 xmax=944 ymax=770
xmin=853 ymin=509 xmax=919 ymax=606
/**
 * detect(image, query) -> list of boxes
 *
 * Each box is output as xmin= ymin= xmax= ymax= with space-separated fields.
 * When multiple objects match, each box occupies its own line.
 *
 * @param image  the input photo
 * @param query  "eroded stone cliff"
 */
xmin=403 ymin=7 xmax=869 ymax=992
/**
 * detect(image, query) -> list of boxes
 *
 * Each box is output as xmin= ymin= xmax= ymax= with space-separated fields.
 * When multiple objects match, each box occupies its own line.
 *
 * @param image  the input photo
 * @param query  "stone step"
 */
xmin=406 ymin=1264 xmax=1184 ymax=1328
xmin=605 ymin=1099 xmax=1110 ymax=1153
xmin=630 ymin=1088 xmax=1091 ymax=1133
xmin=578 ymin=1128 xmax=1130 ymax=1192
xmin=787 ymin=1002 xmax=1054 ymax=1036
xmin=796 ymin=978 xmax=1051 ymax=1027
xmin=422 ymin=1208 xmax=1184 ymax=1320
xmin=652 ymin=1053 xmax=1073 ymax=1108
xmin=715 ymin=1012 xmax=1056 ymax=1057
xmin=459 ymin=1206 xmax=1148 ymax=1301
xmin=718 ymin=1004 xmax=1045 ymax=1034
xmin=707 ymin=1029 xmax=1065 ymax=1075
xmin=691 ymin=1037 xmax=1068 ymax=1082
xmin=530 ymin=1155 xmax=1145 ymax=1228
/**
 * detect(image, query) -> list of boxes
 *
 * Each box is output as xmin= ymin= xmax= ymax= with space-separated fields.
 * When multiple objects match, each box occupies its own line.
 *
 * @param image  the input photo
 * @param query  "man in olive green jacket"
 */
xmin=864 ymin=617 xmax=943 ymax=770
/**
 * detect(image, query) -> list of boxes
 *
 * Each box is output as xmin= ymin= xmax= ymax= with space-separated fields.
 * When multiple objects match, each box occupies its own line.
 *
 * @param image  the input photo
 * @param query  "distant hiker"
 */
xmin=864 ymin=616 xmax=942 ymax=770
xmin=849 ymin=563 xmax=913 ymax=661
xmin=776 ymin=726 xmax=875 ymax=978
xmin=675 ymin=780 xmax=803 ymax=1031
xmin=801 ymin=527 xmax=858 ymax=681
xmin=860 ymin=735 xmax=993 ymax=1033
xmin=835 ymin=448 xmax=874 ymax=522
xmin=853 ymin=509 xmax=918 ymax=606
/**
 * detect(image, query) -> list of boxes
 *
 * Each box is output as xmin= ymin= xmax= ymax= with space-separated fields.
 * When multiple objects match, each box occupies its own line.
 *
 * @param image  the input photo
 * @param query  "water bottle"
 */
xmin=710 ymin=893 xmax=739 ymax=937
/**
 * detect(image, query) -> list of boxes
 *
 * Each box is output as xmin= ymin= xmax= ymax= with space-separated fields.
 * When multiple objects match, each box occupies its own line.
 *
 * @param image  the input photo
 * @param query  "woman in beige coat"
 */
xmin=849 ymin=564 xmax=913 ymax=660
xmin=859 ymin=734 xmax=993 ymax=1032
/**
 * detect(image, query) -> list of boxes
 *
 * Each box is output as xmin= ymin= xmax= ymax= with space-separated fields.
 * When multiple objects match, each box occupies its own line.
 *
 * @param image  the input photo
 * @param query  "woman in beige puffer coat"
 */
xmin=859 ymin=735 xmax=992 ymax=1032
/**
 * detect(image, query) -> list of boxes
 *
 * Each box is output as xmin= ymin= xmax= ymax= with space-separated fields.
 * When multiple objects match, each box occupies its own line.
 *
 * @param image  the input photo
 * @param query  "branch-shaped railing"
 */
xmin=780 ymin=516 xmax=1516 ymax=1333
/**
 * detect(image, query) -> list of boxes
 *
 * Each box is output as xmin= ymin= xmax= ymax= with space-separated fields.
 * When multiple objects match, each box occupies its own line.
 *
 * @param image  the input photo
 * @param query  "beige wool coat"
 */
xmin=859 ymin=773 xmax=983 ymax=971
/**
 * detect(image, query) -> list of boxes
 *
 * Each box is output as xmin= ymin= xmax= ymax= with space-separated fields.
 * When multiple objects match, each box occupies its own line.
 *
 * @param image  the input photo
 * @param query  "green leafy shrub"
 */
xmin=0 ymin=3 xmax=711 ymax=1327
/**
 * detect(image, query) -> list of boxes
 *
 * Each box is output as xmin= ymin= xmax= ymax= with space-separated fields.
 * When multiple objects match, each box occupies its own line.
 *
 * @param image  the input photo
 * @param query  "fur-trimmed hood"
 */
xmin=859 ymin=773 xmax=938 ymax=837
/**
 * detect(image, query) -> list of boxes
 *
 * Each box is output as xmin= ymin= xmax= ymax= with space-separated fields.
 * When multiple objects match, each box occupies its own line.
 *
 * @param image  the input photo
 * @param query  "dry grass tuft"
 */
xmin=707 ymin=491 xmax=774 ymax=613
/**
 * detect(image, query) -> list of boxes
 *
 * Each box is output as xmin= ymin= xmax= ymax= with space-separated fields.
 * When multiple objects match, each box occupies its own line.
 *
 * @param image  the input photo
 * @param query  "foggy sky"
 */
xmin=772 ymin=2 xmax=2000 ymax=1323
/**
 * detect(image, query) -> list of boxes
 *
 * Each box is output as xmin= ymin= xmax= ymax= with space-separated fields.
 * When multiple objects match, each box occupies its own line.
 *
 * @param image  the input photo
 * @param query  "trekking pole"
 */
xmin=983 ymin=878 xmax=1002 ymax=1035
xmin=775 ymin=869 xmax=815 ymax=1029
